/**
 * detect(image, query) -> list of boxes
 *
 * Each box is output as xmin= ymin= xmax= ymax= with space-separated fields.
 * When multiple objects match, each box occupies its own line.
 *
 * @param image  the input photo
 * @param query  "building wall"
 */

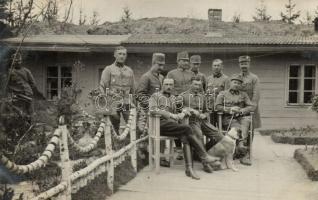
xmin=25 ymin=51 xmax=318 ymax=129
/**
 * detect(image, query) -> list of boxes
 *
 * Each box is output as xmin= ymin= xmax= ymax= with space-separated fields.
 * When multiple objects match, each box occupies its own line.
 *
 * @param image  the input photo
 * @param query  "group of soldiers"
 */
xmin=100 ymin=46 xmax=261 ymax=180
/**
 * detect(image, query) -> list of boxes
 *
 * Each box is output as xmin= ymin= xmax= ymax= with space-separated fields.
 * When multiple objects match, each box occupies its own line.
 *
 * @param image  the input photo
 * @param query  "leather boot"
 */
xmin=240 ymin=154 xmax=252 ymax=166
xmin=188 ymin=134 xmax=220 ymax=164
xmin=183 ymin=144 xmax=200 ymax=180
xmin=202 ymin=162 xmax=213 ymax=173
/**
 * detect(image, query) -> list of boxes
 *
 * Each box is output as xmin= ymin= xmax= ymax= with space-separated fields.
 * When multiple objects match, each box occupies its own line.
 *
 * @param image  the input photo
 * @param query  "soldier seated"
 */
xmin=215 ymin=74 xmax=256 ymax=166
xmin=149 ymin=78 xmax=220 ymax=180
xmin=178 ymin=76 xmax=223 ymax=173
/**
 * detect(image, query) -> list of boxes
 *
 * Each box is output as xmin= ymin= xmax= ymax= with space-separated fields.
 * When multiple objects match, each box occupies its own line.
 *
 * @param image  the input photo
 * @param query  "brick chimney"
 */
xmin=206 ymin=9 xmax=223 ymax=37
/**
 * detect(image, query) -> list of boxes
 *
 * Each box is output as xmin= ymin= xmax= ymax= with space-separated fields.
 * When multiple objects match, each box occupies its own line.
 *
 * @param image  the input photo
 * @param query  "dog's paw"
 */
xmin=231 ymin=165 xmax=239 ymax=172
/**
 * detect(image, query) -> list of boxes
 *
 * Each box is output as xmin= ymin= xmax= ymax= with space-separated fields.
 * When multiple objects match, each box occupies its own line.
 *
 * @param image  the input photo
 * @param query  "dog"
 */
xmin=207 ymin=127 xmax=242 ymax=172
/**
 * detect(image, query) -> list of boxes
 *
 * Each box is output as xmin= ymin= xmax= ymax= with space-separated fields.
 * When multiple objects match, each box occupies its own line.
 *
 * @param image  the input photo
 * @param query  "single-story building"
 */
xmin=1 ymin=10 xmax=318 ymax=129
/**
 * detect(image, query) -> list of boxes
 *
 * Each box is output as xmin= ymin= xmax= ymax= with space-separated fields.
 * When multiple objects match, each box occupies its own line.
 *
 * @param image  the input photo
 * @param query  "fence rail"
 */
xmin=0 ymin=107 xmax=148 ymax=200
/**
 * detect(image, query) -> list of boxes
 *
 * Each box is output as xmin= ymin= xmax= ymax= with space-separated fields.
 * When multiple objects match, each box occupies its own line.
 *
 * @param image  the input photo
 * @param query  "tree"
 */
xmin=280 ymin=0 xmax=300 ymax=24
xmin=42 ymin=0 xmax=58 ymax=25
xmin=78 ymin=5 xmax=86 ymax=25
xmin=253 ymin=0 xmax=271 ymax=21
xmin=315 ymin=6 xmax=318 ymax=18
xmin=90 ymin=10 xmax=99 ymax=26
xmin=0 ymin=0 xmax=9 ymax=22
xmin=121 ymin=6 xmax=132 ymax=22
xmin=300 ymin=11 xmax=313 ymax=25
xmin=232 ymin=12 xmax=241 ymax=23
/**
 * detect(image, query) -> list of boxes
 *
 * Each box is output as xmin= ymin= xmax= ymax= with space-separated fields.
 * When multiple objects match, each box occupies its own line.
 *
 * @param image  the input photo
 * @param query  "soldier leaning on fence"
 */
xmin=7 ymin=52 xmax=45 ymax=117
xmin=100 ymin=46 xmax=135 ymax=134
xmin=215 ymin=74 xmax=255 ymax=166
xmin=149 ymin=78 xmax=220 ymax=180
xmin=237 ymin=55 xmax=262 ymax=129
xmin=190 ymin=55 xmax=206 ymax=92
xmin=136 ymin=53 xmax=165 ymax=109
xmin=206 ymin=59 xmax=229 ymax=123
xmin=166 ymin=51 xmax=195 ymax=160
xmin=178 ymin=76 xmax=223 ymax=173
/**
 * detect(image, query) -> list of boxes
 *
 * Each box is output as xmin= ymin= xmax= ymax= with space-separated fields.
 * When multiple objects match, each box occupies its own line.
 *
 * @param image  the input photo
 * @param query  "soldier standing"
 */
xmin=215 ymin=74 xmax=256 ymax=165
xmin=100 ymin=46 xmax=135 ymax=134
xmin=136 ymin=53 xmax=165 ymax=109
xmin=190 ymin=55 xmax=206 ymax=91
xmin=206 ymin=59 xmax=229 ymax=123
xmin=167 ymin=51 xmax=194 ymax=160
xmin=167 ymin=51 xmax=194 ymax=95
xmin=7 ymin=52 xmax=45 ymax=116
xmin=178 ymin=77 xmax=223 ymax=173
xmin=149 ymin=78 xmax=219 ymax=180
xmin=238 ymin=55 xmax=261 ymax=129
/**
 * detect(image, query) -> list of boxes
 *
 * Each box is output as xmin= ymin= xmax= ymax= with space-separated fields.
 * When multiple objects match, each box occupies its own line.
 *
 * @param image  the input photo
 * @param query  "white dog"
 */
xmin=207 ymin=127 xmax=241 ymax=172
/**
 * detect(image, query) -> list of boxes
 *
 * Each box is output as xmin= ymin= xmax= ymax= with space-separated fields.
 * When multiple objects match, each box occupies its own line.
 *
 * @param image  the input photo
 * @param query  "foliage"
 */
xmin=232 ymin=12 xmax=240 ymax=23
xmin=310 ymin=95 xmax=318 ymax=113
xmin=253 ymin=0 xmax=271 ymax=22
xmin=300 ymin=11 xmax=313 ymax=25
xmin=280 ymin=0 xmax=300 ymax=24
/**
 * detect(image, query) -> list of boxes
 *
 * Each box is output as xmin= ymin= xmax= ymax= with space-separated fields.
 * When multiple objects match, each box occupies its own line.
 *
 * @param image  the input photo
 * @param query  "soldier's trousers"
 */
xmin=223 ymin=116 xmax=251 ymax=139
xmin=159 ymin=119 xmax=193 ymax=144
xmin=110 ymin=104 xmax=131 ymax=134
xmin=189 ymin=120 xmax=224 ymax=151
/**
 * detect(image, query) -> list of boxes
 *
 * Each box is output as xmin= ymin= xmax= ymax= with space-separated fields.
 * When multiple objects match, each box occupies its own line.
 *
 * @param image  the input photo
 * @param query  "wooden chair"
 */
xmin=148 ymin=114 xmax=177 ymax=174
xmin=217 ymin=111 xmax=254 ymax=162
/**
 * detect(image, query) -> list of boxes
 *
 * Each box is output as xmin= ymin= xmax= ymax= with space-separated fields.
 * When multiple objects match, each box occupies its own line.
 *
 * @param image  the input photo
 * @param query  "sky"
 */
xmin=38 ymin=0 xmax=318 ymax=23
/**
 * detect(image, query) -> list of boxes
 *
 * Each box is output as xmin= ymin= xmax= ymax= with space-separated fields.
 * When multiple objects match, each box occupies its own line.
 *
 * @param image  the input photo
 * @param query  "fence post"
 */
xmin=104 ymin=114 xmax=114 ymax=194
xmin=130 ymin=108 xmax=137 ymax=173
xmin=59 ymin=116 xmax=72 ymax=200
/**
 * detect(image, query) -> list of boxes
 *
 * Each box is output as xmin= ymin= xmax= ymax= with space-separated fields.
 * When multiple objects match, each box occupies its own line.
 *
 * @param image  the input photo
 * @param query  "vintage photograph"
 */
xmin=0 ymin=0 xmax=318 ymax=199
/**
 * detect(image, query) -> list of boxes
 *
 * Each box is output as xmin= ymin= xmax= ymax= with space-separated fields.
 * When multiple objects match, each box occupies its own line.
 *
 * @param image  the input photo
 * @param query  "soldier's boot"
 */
xmin=188 ymin=134 xmax=220 ymax=164
xmin=237 ymin=140 xmax=248 ymax=155
xmin=240 ymin=154 xmax=252 ymax=166
xmin=202 ymin=162 xmax=213 ymax=173
xmin=183 ymin=144 xmax=200 ymax=180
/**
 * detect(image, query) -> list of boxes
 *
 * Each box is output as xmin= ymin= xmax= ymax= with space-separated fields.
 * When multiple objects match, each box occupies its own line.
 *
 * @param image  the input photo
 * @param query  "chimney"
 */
xmin=207 ymin=9 xmax=223 ymax=37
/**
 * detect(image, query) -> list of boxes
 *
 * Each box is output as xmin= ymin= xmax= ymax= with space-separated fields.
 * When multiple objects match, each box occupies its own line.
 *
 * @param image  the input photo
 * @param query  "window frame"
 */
xmin=285 ymin=64 xmax=318 ymax=106
xmin=46 ymin=65 xmax=73 ymax=100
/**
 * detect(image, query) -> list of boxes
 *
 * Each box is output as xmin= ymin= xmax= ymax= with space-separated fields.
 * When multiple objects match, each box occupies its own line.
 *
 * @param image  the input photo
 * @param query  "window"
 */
xmin=287 ymin=64 xmax=316 ymax=105
xmin=47 ymin=66 xmax=72 ymax=100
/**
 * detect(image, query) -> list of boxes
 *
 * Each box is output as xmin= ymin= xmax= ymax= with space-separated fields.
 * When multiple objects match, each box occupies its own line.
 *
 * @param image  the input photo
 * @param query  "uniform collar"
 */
xmin=114 ymin=62 xmax=125 ymax=68
xmin=213 ymin=72 xmax=222 ymax=78
xmin=241 ymin=71 xmax=250 ymax=77
xmin=229 ymin=89 xmax=240 ymax=95
xmin=177 ymin=67 xmax=187 ymax=72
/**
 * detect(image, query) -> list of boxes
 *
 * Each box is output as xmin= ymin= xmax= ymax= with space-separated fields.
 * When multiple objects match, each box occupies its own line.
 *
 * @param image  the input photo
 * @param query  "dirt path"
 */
xmin=109 ymin=133 xmax=318 ymax=200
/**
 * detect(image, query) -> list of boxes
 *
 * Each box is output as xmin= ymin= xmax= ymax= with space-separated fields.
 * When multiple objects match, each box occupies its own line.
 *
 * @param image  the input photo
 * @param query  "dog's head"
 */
xmin=227 ymin=127 xmax=242 ymax=140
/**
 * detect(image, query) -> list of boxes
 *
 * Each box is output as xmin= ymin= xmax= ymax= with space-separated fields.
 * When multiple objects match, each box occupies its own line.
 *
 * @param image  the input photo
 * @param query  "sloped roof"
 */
xmin=124 ymin=34 xmax=318 ymax=45
xmin=2 ymin=34 xmax=130 ymax=46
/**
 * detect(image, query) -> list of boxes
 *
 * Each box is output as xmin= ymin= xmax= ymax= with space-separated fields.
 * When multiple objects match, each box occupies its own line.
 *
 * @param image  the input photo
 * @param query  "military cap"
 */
xmin=230 ymin=74 xmax=243 ymax=83
xmin=239 ymin=55 xmax=251 ymax=63
xmin=152 ymin=53 xmax=165 ymax=64
xmin=190 ymin=55 xmax=201 ymax=64
xmin=177 ymin=51 xmax=189 ymax=61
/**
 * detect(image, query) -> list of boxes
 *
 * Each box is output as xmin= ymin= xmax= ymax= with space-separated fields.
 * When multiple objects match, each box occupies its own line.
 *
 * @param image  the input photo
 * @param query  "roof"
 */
xmin=1 ymin=34 xmax=130 ymax=52
xmin=123 ymin=34 xmax=318 ymax=45
xmin=1 ymin=33 xmax=318 ymax=52
xmin=2 ymin=34 xmax=130 ymax=45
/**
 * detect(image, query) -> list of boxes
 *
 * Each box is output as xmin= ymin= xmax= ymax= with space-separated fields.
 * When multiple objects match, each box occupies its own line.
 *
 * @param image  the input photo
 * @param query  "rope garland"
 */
xmin=0 ymin=128 xmax=62 ymax=174
xmin=110 ymin=109 xmax=136 ymax=141
xmin=67 ymin=122 xmax=105 ymax=154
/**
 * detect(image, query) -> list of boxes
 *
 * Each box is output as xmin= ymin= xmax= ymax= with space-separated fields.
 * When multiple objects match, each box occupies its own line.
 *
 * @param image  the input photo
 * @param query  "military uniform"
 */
xmin=167 ymin=68 xmax=194 ymax=95
xmin=240 ymin=72 xmax=261 ymax=128
xmin=136 ymin=53 xmax=165 ymax=108
xmin=206 ymin=73 xmax=229 ymax=111
xmin=8 ymin=67 xmax=36 ymax=115
xmin=100 ymin=62 xmax=135 ymax=133
xmin=215 ymin=86 xmax=255 ymax=139
xmin=190 ymin=55 xmax=207 ymax=91
xmin=178 ymin=89 xmax=223 ymax=147
xmin=238 ymin=55 xmax=261 ymax=129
